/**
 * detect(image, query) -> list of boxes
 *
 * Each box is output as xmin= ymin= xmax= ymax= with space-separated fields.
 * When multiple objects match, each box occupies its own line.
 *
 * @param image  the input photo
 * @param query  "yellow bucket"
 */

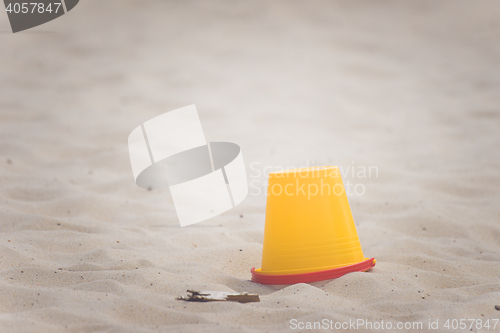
xmin=251 ymin=166 xmax=375 ymax=284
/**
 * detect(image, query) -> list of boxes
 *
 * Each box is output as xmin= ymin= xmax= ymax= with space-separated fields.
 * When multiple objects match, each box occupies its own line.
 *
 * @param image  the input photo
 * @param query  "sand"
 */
xmin=1 ymin=1 xmax=499 ymax=332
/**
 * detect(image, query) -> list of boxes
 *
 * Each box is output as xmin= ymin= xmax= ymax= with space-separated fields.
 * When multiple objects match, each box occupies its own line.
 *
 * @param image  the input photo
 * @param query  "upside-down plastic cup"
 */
xmin=251 ymin=166 xmax=375 ymax=284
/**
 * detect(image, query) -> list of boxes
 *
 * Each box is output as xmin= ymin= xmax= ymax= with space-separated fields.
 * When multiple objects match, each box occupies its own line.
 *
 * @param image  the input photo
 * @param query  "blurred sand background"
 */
xmin=1 ymin=0 xmax=500 ymax=332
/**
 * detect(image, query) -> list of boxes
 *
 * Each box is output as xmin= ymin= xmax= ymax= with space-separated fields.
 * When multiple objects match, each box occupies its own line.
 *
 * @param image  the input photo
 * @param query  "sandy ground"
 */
xmin=1 ymin=1 xmax=500 ymax=332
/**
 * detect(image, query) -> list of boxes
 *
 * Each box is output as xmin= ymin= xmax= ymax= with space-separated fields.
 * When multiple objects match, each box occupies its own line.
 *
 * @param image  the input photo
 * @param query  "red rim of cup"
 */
xmin=251 ymin=258 xmax=376 ymax=285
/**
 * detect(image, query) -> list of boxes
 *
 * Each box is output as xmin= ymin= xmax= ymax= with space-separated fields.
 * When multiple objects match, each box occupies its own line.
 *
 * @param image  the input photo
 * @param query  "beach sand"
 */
xmin=0 ymin=1 xmax=499 ymax=331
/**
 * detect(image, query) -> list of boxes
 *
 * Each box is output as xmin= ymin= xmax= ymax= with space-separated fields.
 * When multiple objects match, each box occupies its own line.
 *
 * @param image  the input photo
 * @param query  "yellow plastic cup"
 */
xmin=251 ymin=166 xmax=375 ymax=284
